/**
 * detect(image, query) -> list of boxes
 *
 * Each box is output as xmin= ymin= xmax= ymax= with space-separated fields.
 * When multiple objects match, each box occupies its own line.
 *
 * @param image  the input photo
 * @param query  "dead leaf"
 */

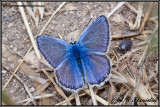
xmin=24 ymin=51 xmax=39 ymax=68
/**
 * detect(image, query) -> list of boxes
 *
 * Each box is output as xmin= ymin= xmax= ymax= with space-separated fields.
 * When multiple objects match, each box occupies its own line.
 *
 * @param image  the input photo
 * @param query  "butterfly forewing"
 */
xmin=36 ymin=35 xmax=69 ymax=68
xmin=78 ymin=15 xmax=111 ymax=53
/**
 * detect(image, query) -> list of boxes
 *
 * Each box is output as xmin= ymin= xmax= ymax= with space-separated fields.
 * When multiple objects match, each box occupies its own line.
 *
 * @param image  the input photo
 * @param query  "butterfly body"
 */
xmin=68 ymin=43 xmax=87 ymax=85
xmin=36 ymin=15 xmax=112 ymax=92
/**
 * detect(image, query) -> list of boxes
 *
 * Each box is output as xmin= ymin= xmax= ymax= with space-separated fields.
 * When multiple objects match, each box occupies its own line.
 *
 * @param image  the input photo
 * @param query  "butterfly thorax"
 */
xmin=69 ymin=44 xmax=82 ymax=62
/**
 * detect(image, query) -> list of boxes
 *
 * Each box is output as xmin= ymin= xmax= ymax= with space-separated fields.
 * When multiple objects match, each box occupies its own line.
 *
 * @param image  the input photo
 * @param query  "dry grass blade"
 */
xmin=37 ymin=2 xmax=66 ymax=69
xmin=5 ymin=67 xmax=36 ymax=105
xmin=29 ymin=75 xmax=47 ymax=84
xmin=2 ymin=46 xmax=33 ymax=91
xmin=38 ymin=2 xmax=44 ymax=19
xmin=135 ymin=41 xmax=148 ymax=47
xmin=56 ymin=93 xmax=87 ymax=105
xmin=23 ymin=2 xmax=36 ymax=22
xmin=125 ymin=2 xmax=144 ymax=16
xmin=34 ymin=80 xmax=51 ymax=95
xmin=41 ymin=68 xmax=71 ymax=105
xmin=33 ymin=2 xmax=39 ymax=26
xmin=138 ymin=27 xmax=158 ymax=68
xmin=3 ymin=2 xmax=67 ymax=105
xmin=111 ymin=74 xmax=128 ymax=83
xmin=17 ymin=94 xmax=54 ymax=104
xmin=88 ymin=85 xmax=97 ymax=105
xmin=108 ymin=75 xmax=115 ymax=105
xmin=57 ymin=85 xmax=110 ymax=105
xmin=84 ymin=89 xmax=109 ymax=105
xmin=119 ymin=89 xmax=131 ymax=105
xmin=38 ymin=2 xmax=66 ymax=35
xmin=130 ymin=2 xmax=144 ymax=30
xmin=125 ymin=2 xmax=138 ymax=14
xmin=126 ymin=76 xmax=157 ymax=105
xmin=17 ymin=2 xmax=41 ymax=60
xmin=75 ymin=93 xmax=81 ymax=105
xmin=139 ymin=2 xmax=154 ymax=32
xmin=107 ymin=2 xmax=126 ymax=18
xmin=118 ymin=47 xmax=143 ymax=61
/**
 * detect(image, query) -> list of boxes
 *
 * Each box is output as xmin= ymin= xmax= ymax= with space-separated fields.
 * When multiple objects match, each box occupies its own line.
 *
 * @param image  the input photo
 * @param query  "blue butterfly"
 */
xmin=36 ymin=15 xmax=112 ymax=92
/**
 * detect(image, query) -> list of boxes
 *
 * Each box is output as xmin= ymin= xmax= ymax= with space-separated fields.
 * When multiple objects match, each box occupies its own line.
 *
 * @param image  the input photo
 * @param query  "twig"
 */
xmin=41 ymin=68 xmax=71 ymax=105
xmin=111 ymin=30 xmax=152 ymax=40
xmin=107 ymin=2 xmax=126 ymax=18
xmin=139 ymin=2 xmax=154 ymax=32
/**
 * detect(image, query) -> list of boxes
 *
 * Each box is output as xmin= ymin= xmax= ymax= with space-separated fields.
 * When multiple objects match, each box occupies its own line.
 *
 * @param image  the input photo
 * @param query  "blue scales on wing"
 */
xmin=36 ymin=35 xmax=69 ymax=68
xmin=36 ymin=35 xmax=83 ymax=92
xmin=78 ymin=15 xmax=111 ymax=53
xmin=36 ymin=15 xmax=112 ymax=92
xmin=82 ymin=53 xmax=111 ymax=86
xmin=78 ymin=15 xmax=112 ymax=86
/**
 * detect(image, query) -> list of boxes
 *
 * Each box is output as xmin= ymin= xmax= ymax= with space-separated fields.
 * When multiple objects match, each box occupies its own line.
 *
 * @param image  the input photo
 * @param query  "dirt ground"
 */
xmin=2 ymin=2 xmax=158 ymax=105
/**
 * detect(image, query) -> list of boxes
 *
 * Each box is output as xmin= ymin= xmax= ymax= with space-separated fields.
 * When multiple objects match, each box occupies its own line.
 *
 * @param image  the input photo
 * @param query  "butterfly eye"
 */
xmin=118 ymin=39 xmax=132 ymax=54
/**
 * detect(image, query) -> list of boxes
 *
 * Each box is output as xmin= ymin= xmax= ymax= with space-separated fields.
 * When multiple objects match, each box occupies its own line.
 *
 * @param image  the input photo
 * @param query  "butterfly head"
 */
xmin=70 ymin=38 xmax=77 ymax=45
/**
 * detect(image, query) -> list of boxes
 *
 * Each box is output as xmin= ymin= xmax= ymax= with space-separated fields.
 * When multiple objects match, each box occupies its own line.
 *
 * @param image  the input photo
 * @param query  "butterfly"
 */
xmin=36 ymin=15 xmax=112 ymax=92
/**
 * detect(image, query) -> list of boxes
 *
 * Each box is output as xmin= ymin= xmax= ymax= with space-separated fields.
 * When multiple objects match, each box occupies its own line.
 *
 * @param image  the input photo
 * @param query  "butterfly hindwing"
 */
xmin=55 ymin=57 xmax=83 ymax=92
xmin=82 ymin=52 xmax=112 ymax=86
xmin=78 ymin=15 xmax=111 ymax=53
xmin=36 ymin=35 xmax=69 ymax=68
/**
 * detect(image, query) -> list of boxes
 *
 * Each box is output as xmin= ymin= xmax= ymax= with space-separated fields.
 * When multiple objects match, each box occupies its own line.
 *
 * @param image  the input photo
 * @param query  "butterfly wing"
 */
xmin=82 ymin=52 xmax=112 ymax=86
xmin=78 ymin=15 xmax=111 ymax=53
xmin=37 ymin=35 xmax=83 ymax=92
xmin=36 ymin=35 xmax=69 ymax=68
xmin=54 ymin=57 xmax=83 ymax=92
xmin=78 ymin=15 xmax=112 ymax=86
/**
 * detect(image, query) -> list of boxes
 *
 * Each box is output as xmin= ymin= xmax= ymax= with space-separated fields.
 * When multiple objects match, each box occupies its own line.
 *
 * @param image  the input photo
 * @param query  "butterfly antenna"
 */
xmin=70 ymin=38 xmax=75 ymax=45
